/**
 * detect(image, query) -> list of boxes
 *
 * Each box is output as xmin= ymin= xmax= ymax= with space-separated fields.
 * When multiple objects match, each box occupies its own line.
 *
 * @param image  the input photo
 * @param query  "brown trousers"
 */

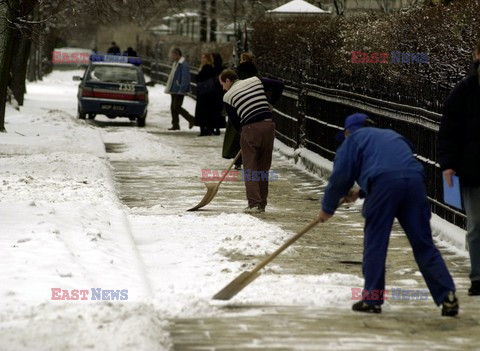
xmin=240 ymin=120 xmax=275 ymax=208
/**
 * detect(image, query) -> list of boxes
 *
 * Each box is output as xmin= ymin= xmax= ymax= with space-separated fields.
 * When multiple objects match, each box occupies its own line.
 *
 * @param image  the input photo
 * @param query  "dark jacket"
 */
xmin=237 ymin=61 xmax=258 ymax=80
xmin=437 ymin=61 xmax=480 ymax=187
xmin=195 ymin=64 xmax=224 ymax=129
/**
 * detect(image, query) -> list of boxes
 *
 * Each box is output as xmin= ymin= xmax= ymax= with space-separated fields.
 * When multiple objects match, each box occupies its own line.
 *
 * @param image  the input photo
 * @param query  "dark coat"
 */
xmin=437 ymin=61 xmax=480 ymax=187
xmin=237 ymin=61 xmax=258 ymax=80
xmin=195 ymin=65 xmax=225 ymax=129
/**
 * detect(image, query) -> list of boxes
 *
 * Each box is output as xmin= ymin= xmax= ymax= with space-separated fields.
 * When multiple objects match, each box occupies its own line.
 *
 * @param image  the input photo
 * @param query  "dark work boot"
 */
xmin=441 ymin=291 xmax=459 ymax=317
xmin=468 ymin=281 xmax=480 ymax=296
xmin=352 ymin=301 xmax=381 ymax=314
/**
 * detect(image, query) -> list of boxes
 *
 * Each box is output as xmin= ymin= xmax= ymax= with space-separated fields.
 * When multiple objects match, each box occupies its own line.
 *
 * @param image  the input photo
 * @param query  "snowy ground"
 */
xmin=0 ymin=70 xmax=468 ymax=350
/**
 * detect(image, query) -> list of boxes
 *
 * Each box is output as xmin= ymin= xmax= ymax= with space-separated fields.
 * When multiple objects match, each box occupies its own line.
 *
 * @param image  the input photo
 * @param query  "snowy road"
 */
xmin=0 ymin=70 xmax=477 ymax=350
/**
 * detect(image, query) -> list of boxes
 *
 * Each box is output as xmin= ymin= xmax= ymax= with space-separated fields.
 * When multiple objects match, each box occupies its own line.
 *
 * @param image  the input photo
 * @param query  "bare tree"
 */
xmin=1 ymin=0 xmax=170 ymax=131
xmin=333 ymin=0 xmax=345 ymax=15
xmin=0 ymin=0 xmax=38 ymax=132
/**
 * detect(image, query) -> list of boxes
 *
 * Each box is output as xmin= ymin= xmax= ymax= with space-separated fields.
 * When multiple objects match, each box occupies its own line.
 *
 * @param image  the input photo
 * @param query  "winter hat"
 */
xmin=335 ymin=113 xmax=374 ymax=142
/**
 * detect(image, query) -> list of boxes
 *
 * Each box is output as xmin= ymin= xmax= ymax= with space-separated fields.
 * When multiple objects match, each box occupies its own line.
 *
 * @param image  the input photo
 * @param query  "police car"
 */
xmin=73 ymin=54 xmax=148 ymax=127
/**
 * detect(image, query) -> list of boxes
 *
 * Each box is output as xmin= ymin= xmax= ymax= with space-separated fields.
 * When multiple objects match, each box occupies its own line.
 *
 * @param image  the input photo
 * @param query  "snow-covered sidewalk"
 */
xmin=0 ymin=70 xmax=471 ymax=350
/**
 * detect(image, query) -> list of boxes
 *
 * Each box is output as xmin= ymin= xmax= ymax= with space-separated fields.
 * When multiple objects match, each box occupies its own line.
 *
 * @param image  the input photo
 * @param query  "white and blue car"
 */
xmin=73 ymin=55 xmax=148 ymax=127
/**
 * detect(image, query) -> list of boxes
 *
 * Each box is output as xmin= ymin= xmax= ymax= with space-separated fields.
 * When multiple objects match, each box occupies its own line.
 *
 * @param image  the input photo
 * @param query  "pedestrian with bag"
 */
xmin=437 ymin=39 xmax=480 ymax=297
xmin=165 ymin=48 xmax=195 ymax=130
xmin=317 ymin=113 xmax=458 ymax=317
xmin=219 ymin=69 xmax=284 ymax=213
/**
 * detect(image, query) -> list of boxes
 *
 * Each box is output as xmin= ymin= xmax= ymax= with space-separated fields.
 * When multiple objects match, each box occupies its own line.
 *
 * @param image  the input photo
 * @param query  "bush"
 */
xmin=252 ymin=1 xmax=480 ymax=112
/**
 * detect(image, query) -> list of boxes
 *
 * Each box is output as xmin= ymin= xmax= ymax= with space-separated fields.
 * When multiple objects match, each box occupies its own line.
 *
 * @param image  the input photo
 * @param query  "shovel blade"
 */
xmin=187 ymin=183 xmax=218 ymax=211
xmin=212 ymin=271 xmax=261 ymax=300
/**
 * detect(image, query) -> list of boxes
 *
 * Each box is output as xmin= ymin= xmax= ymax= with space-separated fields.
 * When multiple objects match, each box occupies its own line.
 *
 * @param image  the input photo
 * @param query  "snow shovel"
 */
xmin=188 ymin=150 xmax=242 ymax=211
xmin=212 ymin=218 xmax=322 ymax=300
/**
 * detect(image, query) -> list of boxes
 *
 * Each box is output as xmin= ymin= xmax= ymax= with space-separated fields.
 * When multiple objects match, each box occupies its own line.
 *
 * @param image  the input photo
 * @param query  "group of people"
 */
xmin=164 ymin=48 xmax=224 ymax=134
xmin=107 ymin=42 xmax=138 ymax=57
xmin=164 ymin=49 xmax=261 ymax=171
xmin=163 ymin=42 xmax=480 ymax=318
xmin=164 ymin=47 xmax=284 ymax=212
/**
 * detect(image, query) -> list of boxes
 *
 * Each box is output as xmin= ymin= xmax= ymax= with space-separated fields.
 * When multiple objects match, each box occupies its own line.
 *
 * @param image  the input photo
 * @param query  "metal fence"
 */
xmin=271 ymin=74 xmax=466 ymax=229
xmin=142 ymin=58 xmax=466 ymax=229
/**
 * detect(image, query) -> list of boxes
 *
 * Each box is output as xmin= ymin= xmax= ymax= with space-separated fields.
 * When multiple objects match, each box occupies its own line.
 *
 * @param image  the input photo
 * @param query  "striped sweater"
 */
xmin=223 ymin=76 xmax=284 ymax=130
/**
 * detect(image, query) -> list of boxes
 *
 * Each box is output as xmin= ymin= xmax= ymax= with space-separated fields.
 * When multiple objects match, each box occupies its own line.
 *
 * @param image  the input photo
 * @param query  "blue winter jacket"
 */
xmin=322 ymin=128 xmax=424 ymax=214
xmin=169 ymin=59 xmax=191 ymax=94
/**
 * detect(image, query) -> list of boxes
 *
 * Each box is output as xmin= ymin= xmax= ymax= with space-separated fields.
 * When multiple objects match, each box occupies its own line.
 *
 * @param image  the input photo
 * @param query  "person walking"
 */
xmin=437 ymin=39 xmax=480 ymax=296
xmin=164 ymin=48 xmax=195 ymax=130
xmin=195 ymin=53 xmax=222 ymax=136
xmin=317 ymin=113 xmax=458 ymax=317
xmin=219 ymin=69 xmax=284 ymax=213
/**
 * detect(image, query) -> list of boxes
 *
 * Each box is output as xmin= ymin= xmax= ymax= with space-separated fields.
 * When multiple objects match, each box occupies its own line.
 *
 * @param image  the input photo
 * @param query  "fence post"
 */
xmin=296 ymin=41 xmax=311 ymax=150
xmin=297 ymin=68 xmax=308 ymax=149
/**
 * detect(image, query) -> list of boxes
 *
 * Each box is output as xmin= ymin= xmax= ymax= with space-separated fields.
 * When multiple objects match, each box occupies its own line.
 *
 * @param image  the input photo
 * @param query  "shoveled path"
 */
xmin=103 ymin=122 xmax=478 ymax=351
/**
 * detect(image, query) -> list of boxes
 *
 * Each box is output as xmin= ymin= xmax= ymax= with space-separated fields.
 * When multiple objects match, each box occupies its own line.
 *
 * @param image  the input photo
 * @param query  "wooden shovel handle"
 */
xmin=250 ymin=218 xmax=321 ymax=275
xmin=249 ymin=199 xmax=346 ymax=275
xmin=214 ymin=150 xmax=242 ymax=191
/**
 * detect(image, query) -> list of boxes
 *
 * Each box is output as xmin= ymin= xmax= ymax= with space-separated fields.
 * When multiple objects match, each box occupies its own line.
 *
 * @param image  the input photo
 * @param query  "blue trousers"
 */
xmin=362 ymin=173 xmax=455 ymax=306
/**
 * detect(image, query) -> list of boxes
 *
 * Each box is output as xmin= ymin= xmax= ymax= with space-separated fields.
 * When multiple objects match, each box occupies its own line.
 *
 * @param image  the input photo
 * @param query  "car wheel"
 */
xmin=77 ymin=107 xmax=86 ymax=120
xmin=87 ymin=113 xmax=96 ymax=120
xmin=137 ymin=117 xmax=146 ymax=127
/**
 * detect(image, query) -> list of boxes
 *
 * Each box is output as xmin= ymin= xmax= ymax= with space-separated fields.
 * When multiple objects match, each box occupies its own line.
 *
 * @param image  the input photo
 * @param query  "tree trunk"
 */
xmin=209 ymin=0 xmax=217 ymax=42
xmin=11 ymin=34 xmax=31 ymax=106
xmin=27 ymin=39 xmax=38 ymax=82
xmin=200 ymin=0 xmax=207 ymax=42
xmin=0 ymin=2 xmax=17 ymax=132
xmin=26 ymin=1 xmax=41 ymax=82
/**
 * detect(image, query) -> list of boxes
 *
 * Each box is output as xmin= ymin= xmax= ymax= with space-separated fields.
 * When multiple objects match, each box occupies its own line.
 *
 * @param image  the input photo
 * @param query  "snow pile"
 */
xmin=1 ymin=74 xmax=167 ymax=350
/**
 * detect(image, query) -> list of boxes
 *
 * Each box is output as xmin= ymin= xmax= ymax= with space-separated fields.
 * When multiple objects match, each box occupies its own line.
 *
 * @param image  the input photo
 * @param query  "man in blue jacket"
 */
xmin=317 ymin=113 xmax=458 ymax=317
xmin=165 ymin=48 xmax=195 ymax=130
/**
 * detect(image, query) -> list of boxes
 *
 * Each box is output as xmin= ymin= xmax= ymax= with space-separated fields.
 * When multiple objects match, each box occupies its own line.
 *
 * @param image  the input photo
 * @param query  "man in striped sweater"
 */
xmin=219 ymin=69 xmax=284 ymax=213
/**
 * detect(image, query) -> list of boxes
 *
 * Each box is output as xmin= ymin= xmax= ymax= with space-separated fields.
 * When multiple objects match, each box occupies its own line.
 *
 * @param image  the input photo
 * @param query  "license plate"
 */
xmin=101 ymin=104 xmax=125 ymax=111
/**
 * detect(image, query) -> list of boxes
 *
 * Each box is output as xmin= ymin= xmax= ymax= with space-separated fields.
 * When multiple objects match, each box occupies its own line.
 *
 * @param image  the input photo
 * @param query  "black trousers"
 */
xmin=170 ymin=94 xmax=194 ymax=129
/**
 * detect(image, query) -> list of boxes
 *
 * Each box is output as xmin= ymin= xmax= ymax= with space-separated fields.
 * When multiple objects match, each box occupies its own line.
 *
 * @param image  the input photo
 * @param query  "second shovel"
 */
xmin=188 ymin=150 xmax=242 ymax=211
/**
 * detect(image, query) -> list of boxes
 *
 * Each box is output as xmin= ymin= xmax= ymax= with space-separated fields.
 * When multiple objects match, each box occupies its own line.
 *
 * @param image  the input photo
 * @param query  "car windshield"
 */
xmin=87 ymin=65 xmax=139 ymax=83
